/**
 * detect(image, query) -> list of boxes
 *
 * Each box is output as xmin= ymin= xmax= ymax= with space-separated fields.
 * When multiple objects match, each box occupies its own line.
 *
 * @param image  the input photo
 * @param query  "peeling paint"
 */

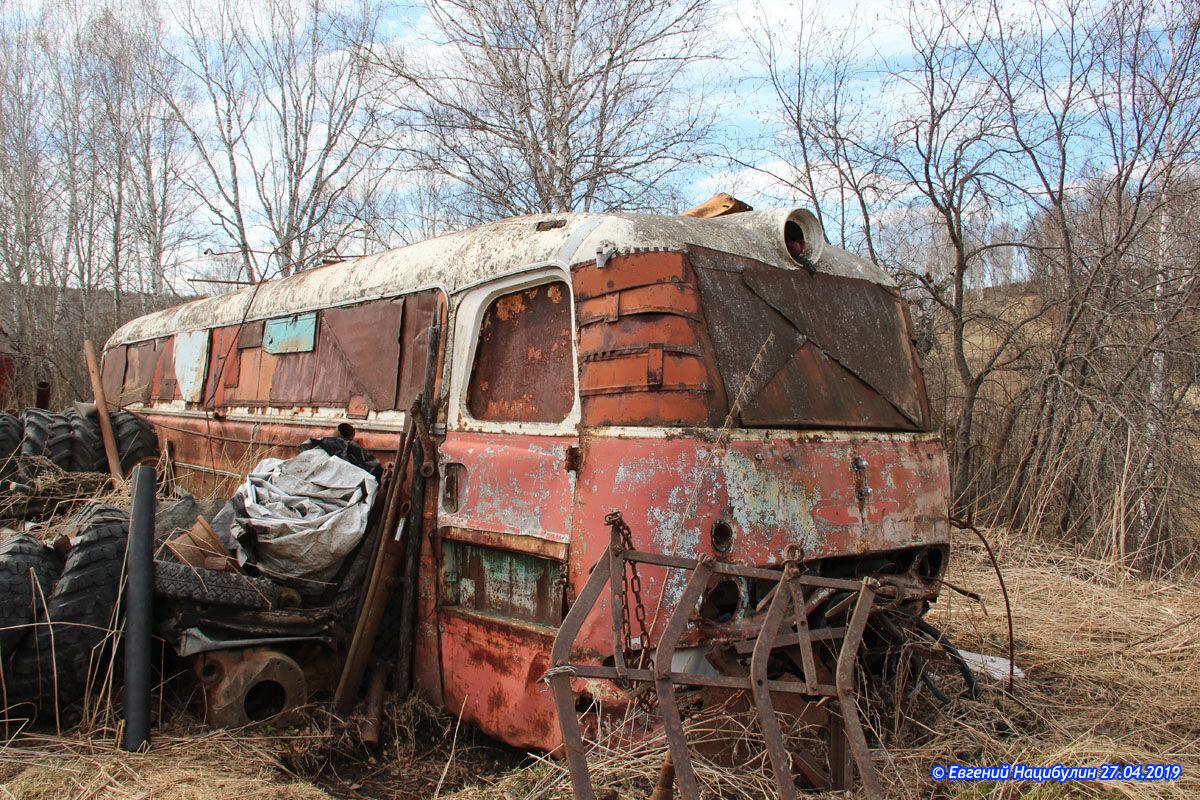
xmin=106 ymin=209 xmax=892 ymax=348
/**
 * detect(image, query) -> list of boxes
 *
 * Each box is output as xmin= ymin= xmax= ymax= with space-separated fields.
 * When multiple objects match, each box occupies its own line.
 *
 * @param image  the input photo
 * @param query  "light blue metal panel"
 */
xmin=263 ymin=313 xmax=317 ymax=354
xmin=174 ymin=330 xmax=210 ymax=402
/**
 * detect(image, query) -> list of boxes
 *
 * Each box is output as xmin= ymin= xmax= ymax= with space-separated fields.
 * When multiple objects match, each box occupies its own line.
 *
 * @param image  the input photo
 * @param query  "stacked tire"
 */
xmin=0 ymin=408 xmax=159 ymax=482
xmin=0 ymin=504 xmax=129 ymax=721
xmin=0 ymin=413 xmax=20 ymax=482
xmin=111 ymin=410 xmax=160 ymax=475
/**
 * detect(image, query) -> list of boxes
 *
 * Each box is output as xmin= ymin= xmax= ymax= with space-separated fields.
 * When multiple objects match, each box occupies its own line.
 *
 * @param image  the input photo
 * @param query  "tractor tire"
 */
xmin=18 ymin=408 xmax=54 ymax=461
xmin=153 ymin=560 xmax=279 ymax=610
xmin=0 ymin=534 xmax=61 ymax=659
xmin=0 ymin=413 xmax=21 ymax=481
xmin=47 ymin=410 xmax=104 ymax=474
xmin=1 ymin=504 xmax=129 ymax=719
xmin=111 ymin=410 xmax=158 ymax=475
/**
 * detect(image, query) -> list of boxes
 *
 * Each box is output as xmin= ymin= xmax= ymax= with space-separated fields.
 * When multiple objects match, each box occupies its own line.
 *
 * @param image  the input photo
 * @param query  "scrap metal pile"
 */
xmin=0 ymin=408 xmax=395 ymax=731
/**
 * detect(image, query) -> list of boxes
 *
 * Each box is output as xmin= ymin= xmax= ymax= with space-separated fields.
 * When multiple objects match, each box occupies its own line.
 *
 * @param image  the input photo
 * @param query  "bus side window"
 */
xmin=466 ymin=281 xmax=573 ymax=424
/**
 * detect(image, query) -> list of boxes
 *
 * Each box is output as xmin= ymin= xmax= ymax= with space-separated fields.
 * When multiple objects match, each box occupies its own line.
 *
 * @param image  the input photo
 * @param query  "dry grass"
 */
xmin=0 ymin=725 xmax=332 ymax=800
xmin=0 ymin=460 xmax=125 ymax=530
xmin=884 ymin=530 xmax=1200 ymax=800
xmin=2 ymin=530 xmax=1197 ymax=799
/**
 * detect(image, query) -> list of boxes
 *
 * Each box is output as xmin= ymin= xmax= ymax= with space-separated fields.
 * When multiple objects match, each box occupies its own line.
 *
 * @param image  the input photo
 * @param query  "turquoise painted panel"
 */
xmin=440 ymin=540 xmax=563 ymax=627
xmin=263 ymin=313 xmax=317 ymax=354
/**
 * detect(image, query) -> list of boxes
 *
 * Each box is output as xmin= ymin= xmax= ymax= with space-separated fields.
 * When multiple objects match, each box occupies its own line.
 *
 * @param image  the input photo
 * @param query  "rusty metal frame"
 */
xmin=548 ymin=532 xmax=883 ymax=800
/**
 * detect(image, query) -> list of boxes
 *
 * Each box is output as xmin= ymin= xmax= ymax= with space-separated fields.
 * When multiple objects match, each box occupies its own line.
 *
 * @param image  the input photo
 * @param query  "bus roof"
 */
xmin=107 ymin=208 xmax=893 ymax=347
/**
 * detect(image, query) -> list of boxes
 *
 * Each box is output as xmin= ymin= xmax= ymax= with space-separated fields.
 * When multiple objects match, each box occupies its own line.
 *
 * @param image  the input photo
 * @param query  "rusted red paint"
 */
xmin=438 ymin=607 xmax=559 ymax=750
xmin=568 ymin=432 xmax=948 ymax=640
xmin=574 ymin=251 xmax=727 ymax=428
xmin=437 ymin=432 xmax=576 ymax=544
xmin=426 ymin=429 xmax=947 ymax=749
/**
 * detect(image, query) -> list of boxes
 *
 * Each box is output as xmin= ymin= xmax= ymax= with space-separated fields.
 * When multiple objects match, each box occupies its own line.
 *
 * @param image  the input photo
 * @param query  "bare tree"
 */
xmin=165 ymin=0 xmax=396 ymax=279
xmin=0 ymin=0 xmax=192 ymax=405
xmin=751 ymin=0 xmax=1200 ymax=567
xmin=373 ymin=0 xmax=715 ymax=220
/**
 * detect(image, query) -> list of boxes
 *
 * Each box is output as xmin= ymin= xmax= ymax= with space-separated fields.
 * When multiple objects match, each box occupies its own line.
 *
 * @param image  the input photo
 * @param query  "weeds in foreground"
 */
xmin=1 ymin=532 xmax=1197 ymax=799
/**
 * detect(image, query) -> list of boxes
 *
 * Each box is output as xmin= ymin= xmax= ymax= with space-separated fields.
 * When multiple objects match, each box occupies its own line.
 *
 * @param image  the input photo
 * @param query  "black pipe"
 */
xmin=34 ymin=381 xmax=50 ymax=410
xmin=122 ymin=465 xmax=155 ymax=751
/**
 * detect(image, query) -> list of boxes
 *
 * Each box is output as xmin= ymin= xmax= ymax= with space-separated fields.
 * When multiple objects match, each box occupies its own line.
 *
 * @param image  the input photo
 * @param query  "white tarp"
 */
xmin=231 ymin=449 xmax=377 ymax=583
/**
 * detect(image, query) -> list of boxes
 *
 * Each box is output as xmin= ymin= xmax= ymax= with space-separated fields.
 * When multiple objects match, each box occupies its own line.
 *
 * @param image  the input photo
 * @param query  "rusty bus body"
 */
xmin=104 ymin=208 xmax=949 ymax=794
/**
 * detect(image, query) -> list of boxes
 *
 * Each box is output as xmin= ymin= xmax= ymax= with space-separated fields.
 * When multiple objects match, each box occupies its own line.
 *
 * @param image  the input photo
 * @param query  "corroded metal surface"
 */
xmin=439 ymin=607 xmax=559 ymax=750
xmin=193 ymin=647 xmax=307 ymax=728
xmin=426 ymin=428 xmax=947 ymax=751
xmin=106 ymin=209 xmax=893 ymax=348
xmin=742 ymin=265 xmax=926 ymax=425
xmin=262 ymin=313 xmax=317 ymax=354
xmin=574 ymin=250 xmax=724 ymax=427
xmin=173 ymin=330 xmax=208 ymax=402
xmin=693 ymin=247 xmax=929 ymax=430
xmin=466 ymin=282 xmax=574 ymax=423
xmin=437 ymin=432 xmax=576 ymax=544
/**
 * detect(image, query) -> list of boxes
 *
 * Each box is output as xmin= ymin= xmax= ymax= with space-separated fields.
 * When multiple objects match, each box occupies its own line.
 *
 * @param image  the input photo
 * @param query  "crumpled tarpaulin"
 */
xmin=229 ymin=448 xmax=378 ymax=584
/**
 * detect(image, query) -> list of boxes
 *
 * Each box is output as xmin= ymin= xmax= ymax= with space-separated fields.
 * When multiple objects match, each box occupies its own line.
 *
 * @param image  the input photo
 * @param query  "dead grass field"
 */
xmin=1 ymin=529 xmax=1197 ymax=800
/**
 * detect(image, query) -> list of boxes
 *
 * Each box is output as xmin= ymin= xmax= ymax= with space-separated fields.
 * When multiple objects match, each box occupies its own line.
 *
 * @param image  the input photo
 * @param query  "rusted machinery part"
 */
xmin=361 ymin=658 xmax=390 ymax=749
xmin=548 ymin=513 xmax=886 ymax=800
xmin=912 ymin=618 xmax=979 ymax=698
xmin=193 ymin=647 xmax=307 ymax=728
xmin=34 ymin=381 xmax=50 ymax=410
xmin=333 ymin=415 xmax=415 ymax=714
xmin=413 ymin=409 xmax=435 ymax=479
xmin=394 ymin=407 xmax=432 ymax=694
xmin=395 ymin=322 xmax=442 ymax=695
xmin=650 ymin=753 xmax=675 ymax=800
xmin=680 ymin=193 xmax=753 ymax=218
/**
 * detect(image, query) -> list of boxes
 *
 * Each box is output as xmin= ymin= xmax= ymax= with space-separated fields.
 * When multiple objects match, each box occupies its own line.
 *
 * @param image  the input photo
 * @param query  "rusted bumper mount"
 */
xmin=548 ymin=518 xmax=883 ymax=800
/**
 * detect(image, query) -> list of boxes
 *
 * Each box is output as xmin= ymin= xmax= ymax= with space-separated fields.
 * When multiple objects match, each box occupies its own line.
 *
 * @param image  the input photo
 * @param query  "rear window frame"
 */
xmin=447 ymin=264 xmax=581 ymax=436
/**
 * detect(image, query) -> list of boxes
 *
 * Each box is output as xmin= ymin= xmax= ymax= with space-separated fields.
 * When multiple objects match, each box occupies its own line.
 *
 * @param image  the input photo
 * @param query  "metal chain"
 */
xmin=605 ymin=512 xmax=652 ymax=659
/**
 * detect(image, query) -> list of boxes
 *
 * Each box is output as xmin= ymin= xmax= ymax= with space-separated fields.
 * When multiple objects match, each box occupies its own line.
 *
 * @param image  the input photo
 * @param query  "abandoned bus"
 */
xmin=103 ymin=206 xmax=949 ymax=798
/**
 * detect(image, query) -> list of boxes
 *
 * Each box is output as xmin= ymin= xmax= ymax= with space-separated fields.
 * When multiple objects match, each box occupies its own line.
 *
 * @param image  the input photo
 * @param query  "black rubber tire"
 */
xmin=154 ymin=560 xmax=279 ymax=610
xmin=0 ymin=534 xmax=61 ymax=659
xmin=0 ymin=412 xmax=21 ymax=481
xmin=111 ymin=410 xmax=158 ymax=475
xmin=47 ymin=410 xmax=104 ymax=473
xmin=18 ymin=408 xmax=54 ymax=461
xmin=1 ymin=504 xmax=129 ymax=718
